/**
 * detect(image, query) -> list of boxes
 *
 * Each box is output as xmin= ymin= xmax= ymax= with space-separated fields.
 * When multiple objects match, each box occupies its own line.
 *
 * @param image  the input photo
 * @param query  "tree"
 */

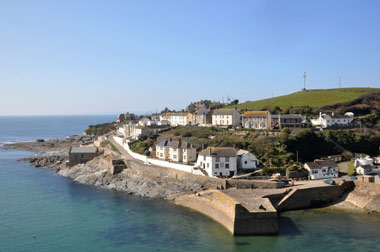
xmin=230 ymin=99 xmax=239 ymax=105
xmin=270 ymin=106 xmax=282 ymax=115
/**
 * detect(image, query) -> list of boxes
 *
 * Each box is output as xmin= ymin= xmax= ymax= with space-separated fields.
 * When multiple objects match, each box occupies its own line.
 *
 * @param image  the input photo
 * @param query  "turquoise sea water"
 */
xmin=1 ymin=116 xmax=380 ymax=252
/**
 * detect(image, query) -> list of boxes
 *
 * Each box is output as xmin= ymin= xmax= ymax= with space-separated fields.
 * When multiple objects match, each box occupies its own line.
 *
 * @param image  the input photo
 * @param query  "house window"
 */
xmin=160 ymin=153 xmax=163 ymax=157
xmin=225 ymin=157 xmax=229 ymax=162
xmin=244 ymin=161 xmax=247 ymax=164
xmin=215 ymin=163 xmax=219 ymax=168
xmin=207 ymin=163 xmax=209 ymax=168
xmin=214 ymin=172 xmax=218 ymax=175
xmin=203 ymin=156 xmax=206 ymax=161
xmin=226 ymin=163 xmax=229 ymax=168
xmin=216 ymin=157 xmax=220 ymax=162
xmin=173 ymin=155 xmax=177 ymax=159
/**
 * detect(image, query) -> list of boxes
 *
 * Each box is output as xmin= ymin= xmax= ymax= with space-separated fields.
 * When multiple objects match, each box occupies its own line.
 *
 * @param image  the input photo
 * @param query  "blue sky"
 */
xmin=0 ymin=0 xmax=379 ymax=115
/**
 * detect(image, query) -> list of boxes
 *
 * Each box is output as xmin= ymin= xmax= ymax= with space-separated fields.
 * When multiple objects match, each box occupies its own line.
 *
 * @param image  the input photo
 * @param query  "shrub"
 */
xmin=342 ymin=151 xmax=353 ymax=160
xmin=182 ymin=132 xmax=192 ymax=137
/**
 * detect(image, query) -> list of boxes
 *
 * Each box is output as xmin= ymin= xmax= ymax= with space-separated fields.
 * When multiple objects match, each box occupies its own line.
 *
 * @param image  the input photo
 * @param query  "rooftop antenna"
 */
xmin=303 ymin=72 xmax=306 ymax=90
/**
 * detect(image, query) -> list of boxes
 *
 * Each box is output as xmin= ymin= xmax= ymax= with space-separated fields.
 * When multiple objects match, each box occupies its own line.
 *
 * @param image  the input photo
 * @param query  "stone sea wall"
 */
xmin=174 ymin=190 xmax=279 ymax=235
xmin=276 ymin=181 xmax=354 ymax=211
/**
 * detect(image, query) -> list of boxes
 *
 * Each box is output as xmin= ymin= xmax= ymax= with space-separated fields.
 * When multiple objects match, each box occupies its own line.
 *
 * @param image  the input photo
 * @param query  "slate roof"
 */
xmin=195 ymin=109 xmax=211 ymax=116
xmin=70 ymin=146 xmax=97 ymax=154
xmin=156 ymin=139 xmax=193 ymax=149
xmin=271 ymin=114 xmax=303 ymax=119
xmin=213 ymin=109 xmax=239 ymax=116
xmin=167 ymin=140 xmax=193 ymax=149
xmin=359 ymin=164 xmax=373 ymax=170
xmin=199 ymin=147 xmax=237 ymax=157
xmin=305 ymin=160 xmax=338 ymax=170
xmin=242 ymin=111 xmax=269 ymax=117
xmin=156 ymin=140 xmax=168 ymax=147
xmin=322 ymin=113 xmax=351 ymax=119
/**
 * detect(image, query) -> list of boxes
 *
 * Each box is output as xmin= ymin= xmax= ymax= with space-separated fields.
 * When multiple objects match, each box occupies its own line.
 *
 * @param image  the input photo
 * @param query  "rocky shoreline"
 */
xmin=3 ymin=136 xmax=203 ymax=200
xmin=3 ymin=136 xmax=380 ymax=212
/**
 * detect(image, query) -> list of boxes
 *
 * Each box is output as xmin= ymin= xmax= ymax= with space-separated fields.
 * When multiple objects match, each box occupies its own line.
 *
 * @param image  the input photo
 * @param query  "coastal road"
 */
xmin=108 ymin=135 xmax=149 ymax=167
xmin=107 ymin=135 xmax=135 ymax=160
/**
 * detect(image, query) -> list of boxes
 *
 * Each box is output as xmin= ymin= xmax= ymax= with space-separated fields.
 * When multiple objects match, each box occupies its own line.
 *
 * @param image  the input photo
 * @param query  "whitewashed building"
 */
xmin=242 ymin=111 xmax=271 ymax=129
xmin=138 ymin=117 xmax=156 ymax=126
xmin=310 ymin=112 xmax=354 ymax=128
xmin=156 ymin=139 xmax=169 ymax=160
xmin=167 ymin=140 xmax=196 ymax=163
xmin=304 ymin=160 xmax=338 ymax=179
xmin=156 ymin=139 xmax=196 ymax=164
xmin=160 ymin=112 xmax=192 ymax=126
xmin=356 ymin=164 xmax=373 ymax=175
xmin=212 ymin=109 xmax=241 ymax=127
xmin=131 ymin=125 xmax=147 ymax=139
xmin=196 ymin=147 xmax=237 ymax=177
xmin=236 ymin=150 xmax=259 ymax=170
xmin=354 ymin=156 xmax=374 ymax=167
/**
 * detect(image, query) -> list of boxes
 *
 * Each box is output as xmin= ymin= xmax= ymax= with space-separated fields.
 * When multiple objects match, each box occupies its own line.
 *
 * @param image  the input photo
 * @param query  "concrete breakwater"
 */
xmin=340 ymin=181 xmax=380 ymax=212
xmin=174 ymin=190 xmax=279 ymax=235
xmin=276 ymin=181 xmax=354 ymax=211
xmin=174 ymin=181 xmax=356 ymax=235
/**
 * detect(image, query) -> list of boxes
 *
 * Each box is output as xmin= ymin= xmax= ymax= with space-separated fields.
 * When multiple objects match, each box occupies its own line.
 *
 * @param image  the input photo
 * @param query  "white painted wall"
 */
xmin=304 ymin=164 xmax=338 ymax=179
xmin=196 ymin=155 xmax=237 ymax=177
xmin=239 ymin=152 xmax=259 ymax=169
xmin=112 ymin=135 xmax=202 ymax=175
xmin=355 ymin=157 xmax=374 ymax=167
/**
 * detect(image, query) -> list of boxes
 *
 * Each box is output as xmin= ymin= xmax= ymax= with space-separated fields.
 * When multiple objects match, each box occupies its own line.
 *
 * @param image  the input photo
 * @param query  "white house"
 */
xmin=116 ymin=122 xmax=134 ymax=138
xmin=131 ymin=125 xmax=147 ymax=139
xmin=242 ymin=111 xmax=271 ymax=129
xmin=354 ymin=156 xmax=374 ymax=167
xmin=212 ymin=109 xmax=241 ymax=127
xmin=304 ymin=160 xmax=338 ymax=180
xmin=236 ymin=150 xmax=259 ymax=170
xmin=138 ymin=117 xmax=154 ymax=126
xmin=196 ymin=147 xmax=237 ymax=177
xmin=356 ymin=164 xmax=373 ymax=175
xmin=172 ymin=112 xmax=192 ymax=126
xmin=156 ymin=139 xmax=169 ymax=160
xmin=156 ymin=139 xmax=196 ymax=164
xmin=310 ymin=112 xmax=354 ymax=128
xmin=167 ymin=140 xmax=196 ymax=163
xmin=160 ymin=112 xmax=192 ymax=126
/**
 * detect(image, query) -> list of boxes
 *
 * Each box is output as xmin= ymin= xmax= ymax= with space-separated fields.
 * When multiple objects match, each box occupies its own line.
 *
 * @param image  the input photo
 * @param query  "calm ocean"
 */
xmin=0 ymin=116 xmax=380 ymax=252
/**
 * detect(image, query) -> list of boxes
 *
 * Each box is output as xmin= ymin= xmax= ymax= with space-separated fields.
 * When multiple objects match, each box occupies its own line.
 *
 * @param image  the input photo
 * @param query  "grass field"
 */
xmin=226 ymin=88 xmax=379 ymax=111
xmin=338 ymin=161 xmax=356 ymax=176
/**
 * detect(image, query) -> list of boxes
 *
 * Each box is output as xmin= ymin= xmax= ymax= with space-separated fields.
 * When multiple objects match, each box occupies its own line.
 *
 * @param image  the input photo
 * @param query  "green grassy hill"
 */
xmin=227 ymin=88 xmax=379 ymax=111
